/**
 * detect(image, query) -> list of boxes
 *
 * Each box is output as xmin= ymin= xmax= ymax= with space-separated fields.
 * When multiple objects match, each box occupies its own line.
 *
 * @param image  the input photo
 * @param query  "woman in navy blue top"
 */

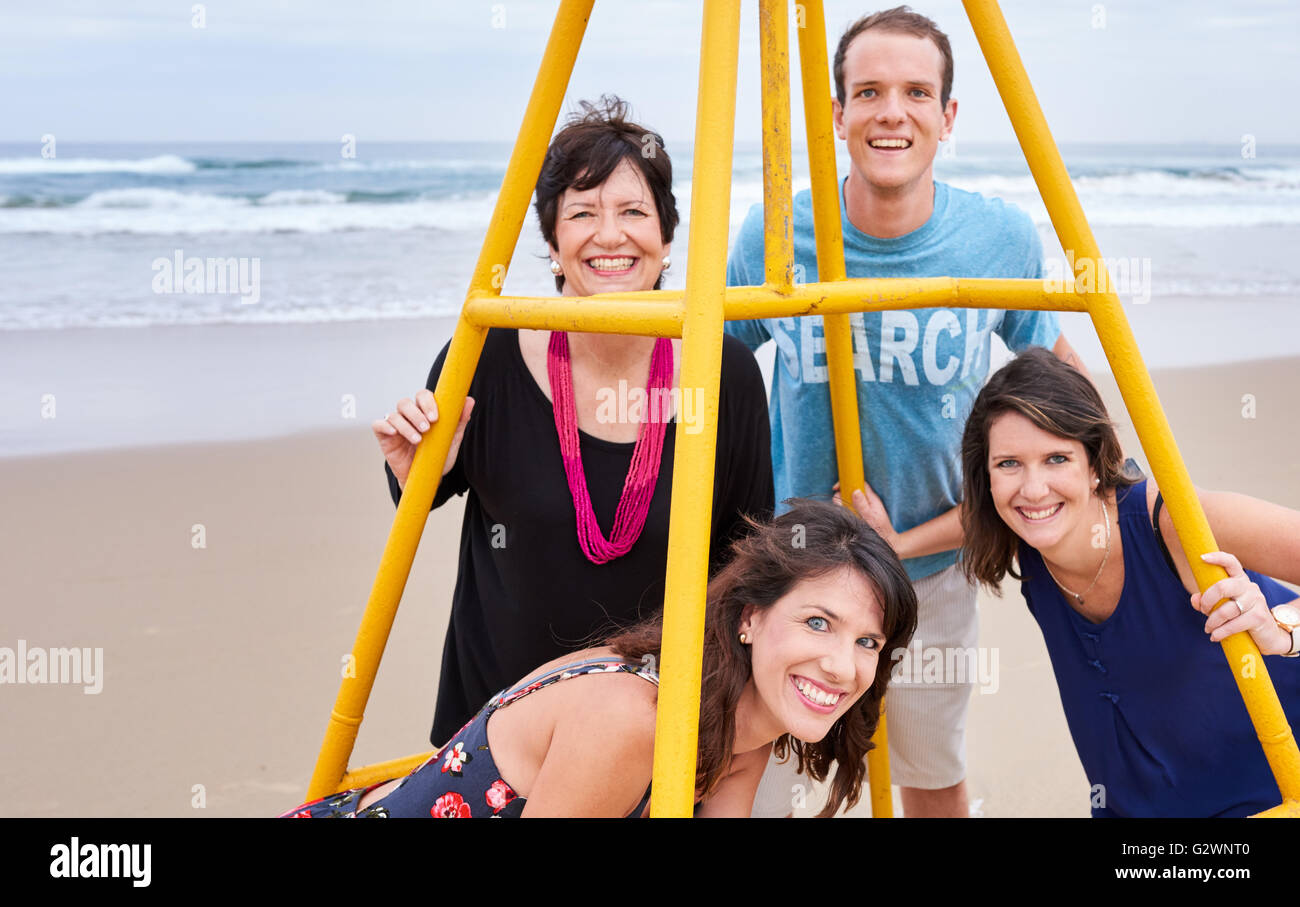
xmin=841 ymin=347 xmax=1300 ymax=815
xmin=956 ymin=348 xmax=1300 ymax=817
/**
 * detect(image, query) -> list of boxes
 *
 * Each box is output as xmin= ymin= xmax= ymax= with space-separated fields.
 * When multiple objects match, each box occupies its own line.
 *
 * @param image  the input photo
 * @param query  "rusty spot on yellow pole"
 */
xmin=760 ymin=0 xmax=795 ymax=292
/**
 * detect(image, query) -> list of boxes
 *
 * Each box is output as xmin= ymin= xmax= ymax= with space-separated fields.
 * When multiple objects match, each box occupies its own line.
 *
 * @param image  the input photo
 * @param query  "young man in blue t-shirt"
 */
xmin=726 ymin=7 xmax=1089 ymax=817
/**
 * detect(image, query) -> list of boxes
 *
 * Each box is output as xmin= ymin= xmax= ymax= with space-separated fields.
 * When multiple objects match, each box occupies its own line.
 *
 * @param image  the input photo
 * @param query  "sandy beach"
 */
xmin=2 ymin=355 xmax=1298 ymax=818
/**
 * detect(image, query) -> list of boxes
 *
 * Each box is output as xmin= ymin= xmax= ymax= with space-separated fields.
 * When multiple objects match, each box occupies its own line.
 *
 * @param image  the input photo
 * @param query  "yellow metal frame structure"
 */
xmin=306 ymin=0 xmax=1300 ymax=817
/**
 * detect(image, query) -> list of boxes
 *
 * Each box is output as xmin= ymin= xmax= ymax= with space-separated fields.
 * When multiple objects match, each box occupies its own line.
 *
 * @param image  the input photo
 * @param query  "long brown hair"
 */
xmin=960 ymin=346 xmax=1136 ymax=589
xmin=606 ymin=498 xmax=917 ymax=818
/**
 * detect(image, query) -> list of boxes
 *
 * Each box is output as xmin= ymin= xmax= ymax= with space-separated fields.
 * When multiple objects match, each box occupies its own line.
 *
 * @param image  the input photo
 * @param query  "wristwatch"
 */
xmin=1273 ymin=604 xmax=1300 ymax=657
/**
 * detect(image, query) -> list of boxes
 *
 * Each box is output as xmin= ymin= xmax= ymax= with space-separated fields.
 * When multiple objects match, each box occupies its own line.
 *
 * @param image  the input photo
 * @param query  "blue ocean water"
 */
xmin=1 ymin=140 xmax=1298 ymax=330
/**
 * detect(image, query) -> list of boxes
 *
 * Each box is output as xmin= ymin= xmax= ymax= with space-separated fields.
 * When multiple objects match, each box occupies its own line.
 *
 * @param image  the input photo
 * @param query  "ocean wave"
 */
xmin=0 ymin=193 xmax=500 ymax=234
xmin=325 ymin=158 xmax=509 ymax=172
xmin=255 ymin=189 xmax=348 ymax=206
xmin=75 ymin=188 xmax=249 ymax=209
xmin=193 ymin=157 xmax=310 ymax=170
xmin=0 ymin=154 xmax=196 ymax=175
xmin=945 ymin=167 xmax=1300 ymax=199
xmin=0 ymin=298 xmax=464 ymax=331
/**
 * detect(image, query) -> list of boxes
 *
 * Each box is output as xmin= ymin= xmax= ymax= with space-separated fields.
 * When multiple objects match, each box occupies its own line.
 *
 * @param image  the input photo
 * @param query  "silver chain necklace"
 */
xmin=1043 ymin=497 xmax=1111 ymax=606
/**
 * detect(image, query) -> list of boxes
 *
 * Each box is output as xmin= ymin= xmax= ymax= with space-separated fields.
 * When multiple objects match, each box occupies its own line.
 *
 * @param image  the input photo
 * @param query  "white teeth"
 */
xmin=869 ymin=139 xmax=910 ymax=148
xmin=588 ymin=256 xmax=634 ymax=270
xmin=796 ymin=678 xmax=841 ymax=706
xmin=1021 ymin=504 xmax=1062 ymax=520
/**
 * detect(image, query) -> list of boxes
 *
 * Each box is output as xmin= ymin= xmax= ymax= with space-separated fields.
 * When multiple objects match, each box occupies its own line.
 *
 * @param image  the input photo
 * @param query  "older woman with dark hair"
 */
xmin=371 ymin=96 xmax=774 ymax=750
xmin=282 ymin=500 xmax=917 ymax=817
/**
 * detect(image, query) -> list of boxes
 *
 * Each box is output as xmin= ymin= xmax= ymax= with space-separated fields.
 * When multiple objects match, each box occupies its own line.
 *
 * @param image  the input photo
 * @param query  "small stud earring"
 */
xmin=739 ymin=632 xmax=748 ymax=644
xmin=661 ymin=256 xmax=671 ymax=272
xmin=549 ymin=260 xmax=562 ymax=276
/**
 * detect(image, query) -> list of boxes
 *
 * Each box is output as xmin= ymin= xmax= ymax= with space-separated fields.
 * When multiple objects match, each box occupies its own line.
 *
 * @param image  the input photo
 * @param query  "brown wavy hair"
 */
xmin=960 ymin=346 xmax=1137 ymax=589
xmin=606 ymin=498 xmax=917 ymax=818
xmin=533 ymin=94 xmax=678 ymax=292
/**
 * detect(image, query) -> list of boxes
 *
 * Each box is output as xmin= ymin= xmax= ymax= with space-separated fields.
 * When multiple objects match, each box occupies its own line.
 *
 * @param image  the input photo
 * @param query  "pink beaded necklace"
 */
xmin=547 ymin=332 xmax=674 ymax=564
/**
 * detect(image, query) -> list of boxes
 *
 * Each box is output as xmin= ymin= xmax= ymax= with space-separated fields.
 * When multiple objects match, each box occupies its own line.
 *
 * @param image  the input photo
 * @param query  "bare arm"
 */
xmin=841 ymin=333 xmax=1090 ymax=559
xmin=1154 ymin=484 xmax=1300 ymax=655
xmin=837 ymin=485 xmax=964 ymax=561
xmin=1052 ymin=332 xmax=1094 ymax=384
xmin=893 ymin=503 xmax=964 ymax=561
xmin=519 ymin=678 xmax=657 ymax=818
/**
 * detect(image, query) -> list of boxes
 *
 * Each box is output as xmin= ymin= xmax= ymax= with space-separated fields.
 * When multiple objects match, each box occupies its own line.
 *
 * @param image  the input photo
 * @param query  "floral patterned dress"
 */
xmin=280 ymin=657 xmax=658 ymax=818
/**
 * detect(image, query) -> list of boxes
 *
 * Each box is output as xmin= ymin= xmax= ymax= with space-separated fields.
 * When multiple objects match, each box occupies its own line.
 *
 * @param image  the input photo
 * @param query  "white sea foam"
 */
xmin=325 ymin=158 xmax=508 ymax=172
xmin=0 ymin=193 xmax=499 ymax=234
xmin=0 ymin=154 xmax=196 ymax=175
xmin=947 ymin=169 xmax=1300 ymax=199
xmin=255 ymin=189 xmax=347 ymax=205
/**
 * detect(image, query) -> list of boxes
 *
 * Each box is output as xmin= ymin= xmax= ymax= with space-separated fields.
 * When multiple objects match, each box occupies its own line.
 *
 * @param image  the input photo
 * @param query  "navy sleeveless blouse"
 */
xmin=1018 ymin=479 xmax=1300 ymax=817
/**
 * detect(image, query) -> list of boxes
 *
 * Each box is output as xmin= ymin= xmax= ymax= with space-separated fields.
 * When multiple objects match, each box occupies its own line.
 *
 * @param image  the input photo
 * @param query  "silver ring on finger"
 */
xmin=1237 ymin=597 xmax=1253 ymax=615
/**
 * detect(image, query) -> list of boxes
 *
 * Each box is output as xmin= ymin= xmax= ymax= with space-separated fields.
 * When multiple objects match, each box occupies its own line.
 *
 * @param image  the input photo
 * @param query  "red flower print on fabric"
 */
xmin=432 ymin=792 xmax=472 ymax=818
xmin=485 ymin=779 xmax=517 ymax=813
xmin=441 ymin=741 xmax=472 ymax=775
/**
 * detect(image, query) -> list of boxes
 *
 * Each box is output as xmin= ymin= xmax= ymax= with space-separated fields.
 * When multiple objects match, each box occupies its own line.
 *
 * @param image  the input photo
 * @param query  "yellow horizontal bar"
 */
xmin=464 ymin=292 xmax=685 ymax=336
xmin=337 ymin=750 xmax=435 ymax=792
xmin=463 ymin=277 xmax=1090 ymax=334
xmin=732 ymin=277 xmax=1091 ymax=318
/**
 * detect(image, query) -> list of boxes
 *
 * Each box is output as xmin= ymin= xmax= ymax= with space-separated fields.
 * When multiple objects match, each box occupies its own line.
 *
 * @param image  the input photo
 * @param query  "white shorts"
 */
xmin=750 ymin=561 xmax=979 ymax=816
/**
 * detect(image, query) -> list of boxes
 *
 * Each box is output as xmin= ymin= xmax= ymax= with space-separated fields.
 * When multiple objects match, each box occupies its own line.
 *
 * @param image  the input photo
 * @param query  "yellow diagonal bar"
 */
xmin=650 ymin=0 xmax=740 ymax=818
xmin=795 ymin=0 xmax=892 ymax=818
xmin=305 ymin=0 xmax=595 ymax=801
xmin=965 ymin=0 xmax=1300 ymax=802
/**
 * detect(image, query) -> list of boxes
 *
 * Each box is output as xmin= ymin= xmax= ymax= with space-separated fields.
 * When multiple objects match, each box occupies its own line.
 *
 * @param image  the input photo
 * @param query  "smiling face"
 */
xmin=738 ymin=566 xmax=886 ymax=745
xmin=986 ymin=411 xmax=1102 ymax=554
xmin=831 ymin=29 xmax=956 ymax=196
xmin=549 ymin=157 xmax=669 ymax=298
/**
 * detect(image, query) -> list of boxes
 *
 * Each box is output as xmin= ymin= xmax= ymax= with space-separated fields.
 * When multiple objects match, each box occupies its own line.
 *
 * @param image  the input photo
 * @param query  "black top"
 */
xmin=385 ymin=329 xmax=775 ymax=746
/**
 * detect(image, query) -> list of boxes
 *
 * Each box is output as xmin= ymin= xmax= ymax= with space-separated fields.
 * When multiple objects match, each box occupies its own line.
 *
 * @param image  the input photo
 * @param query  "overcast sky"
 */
xmin=4 ymin=0 xmax=1298 ymax=146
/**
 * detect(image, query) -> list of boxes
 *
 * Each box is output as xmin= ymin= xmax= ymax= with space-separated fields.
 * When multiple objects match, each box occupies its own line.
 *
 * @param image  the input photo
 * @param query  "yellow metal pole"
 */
xmin=305 ymin=0 xmax=596 ymax=801
xmin=964 ymin=0 xmax=1300 ymax=805
xmin=650 ymin=0 xmax=740 ymax=818
xmin=759 ymin=0 xmax=794 ymax=292
xmin=796 ymin=0 xmax=893 ymax=818
xmin=465 ymin=278 xmax=1087 ymax=333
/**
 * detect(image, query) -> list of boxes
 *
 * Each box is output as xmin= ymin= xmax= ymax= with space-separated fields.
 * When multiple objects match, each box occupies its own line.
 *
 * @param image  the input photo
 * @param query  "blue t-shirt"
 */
xmin=725 ymin=179 xmax=1060 ymax=580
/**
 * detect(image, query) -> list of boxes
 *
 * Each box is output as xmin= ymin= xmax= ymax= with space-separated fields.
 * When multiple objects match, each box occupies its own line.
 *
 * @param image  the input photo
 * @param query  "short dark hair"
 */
xmin=607 ymin=498 xmax=918 ymax=818
xmin=833 ymin=6 xmax=954 ymax=110
xmin=960 ymin=347 xmax=1137 ymax=589
xmin=533 ymin=95 xmax=679 ymax=292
